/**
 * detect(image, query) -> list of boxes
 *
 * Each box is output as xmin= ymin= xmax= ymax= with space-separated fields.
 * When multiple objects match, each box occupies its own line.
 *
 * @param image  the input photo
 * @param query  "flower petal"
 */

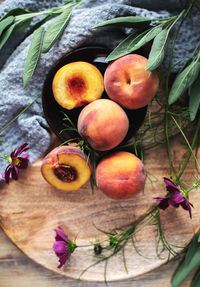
xmin=18 ymin=155 xmax=29 ymax=169
xmin=164 ymin=177 xmax=179 ymax=191
xmin=154 ymin=197 xmax=169 ymax=210
xmin=10 ymin=149 xmax=17 ymax=159
xmin=180 ymin=199 xmax=193 ymax=219
xmin=166 ymin=186 xmax=179 ymax=194
xmin=170 ymin=191 xmax=185 ymax=204
xmin=11 ymin=166 xmax=19 ymax=180
xmin=154 ymin=196 xmax=166 ymax=202
xmin=55 ymin=227 xmax=68 ymax=242
xmin=57 ymin=252 xmax=70 ymax=268
xmin=15 ymin=143 xmax=29 ymax=156
xmin=53 ymin=241 xmax=67 ymax=254
xmin=2 ymin=164 xmax=12 ymax=184
xmin=168 ymin=198 xmax=179 ymax=208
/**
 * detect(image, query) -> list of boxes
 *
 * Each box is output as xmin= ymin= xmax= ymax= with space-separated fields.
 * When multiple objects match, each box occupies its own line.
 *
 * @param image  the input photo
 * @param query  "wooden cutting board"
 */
xmin=0 ymin=134 xmax=199 ymax=282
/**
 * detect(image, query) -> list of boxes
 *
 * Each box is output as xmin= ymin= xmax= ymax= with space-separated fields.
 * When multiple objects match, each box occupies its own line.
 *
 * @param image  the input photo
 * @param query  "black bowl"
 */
xmin=42 ymin=46 xmax=147 ymax=144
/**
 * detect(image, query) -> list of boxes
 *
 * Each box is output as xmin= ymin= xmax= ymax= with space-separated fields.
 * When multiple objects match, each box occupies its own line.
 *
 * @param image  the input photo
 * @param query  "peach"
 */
xmin=104 ymin=54 xmax=159 ymax=109
xmin=96 ymin=151 xmax=146 ymax=200
xmin=52 ymin=61 xmax=104 ymax=110
xmin=41 ymin=146 xmax=91 ymax=192
xmin=77 ymin=99 xmax=129 ymax=151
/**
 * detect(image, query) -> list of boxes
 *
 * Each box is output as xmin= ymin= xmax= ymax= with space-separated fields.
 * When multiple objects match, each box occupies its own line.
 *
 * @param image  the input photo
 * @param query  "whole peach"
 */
xmin=96 ymin=151 xmax=146 ymax=199
xmin=77 ymin=99 xmax=129 ymax=151
xmin=104 ymin=54 xmax=159 ymax=109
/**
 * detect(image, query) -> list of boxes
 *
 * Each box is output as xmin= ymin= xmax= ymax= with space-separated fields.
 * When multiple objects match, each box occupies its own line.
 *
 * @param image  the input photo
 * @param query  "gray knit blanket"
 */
xmin=0 ymin=0 xmax=199 ymax=177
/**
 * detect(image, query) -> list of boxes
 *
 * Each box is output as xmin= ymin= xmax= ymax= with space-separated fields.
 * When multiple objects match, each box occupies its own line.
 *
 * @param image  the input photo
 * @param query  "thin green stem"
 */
xmin=176 ymin=116 xmax=200 ymax=181
xmin=155 ymin=16 xmax=177 ymax=22
xmin=0 ymin=155 xmax=8 ymax=160
xmin=133 ymin=208 xmax=159 ymax=235
xmin=170 ymin=114 xmax=200 ymax=174
xmin=0 ymin=94 xmax=41 ymax=134
xmin=168 ymin=9 xmax=186 ymax=31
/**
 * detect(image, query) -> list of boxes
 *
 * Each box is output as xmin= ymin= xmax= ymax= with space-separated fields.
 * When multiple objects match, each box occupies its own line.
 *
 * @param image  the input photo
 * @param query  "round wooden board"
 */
xmin=0 ymin=135 xmax=199 ymax=282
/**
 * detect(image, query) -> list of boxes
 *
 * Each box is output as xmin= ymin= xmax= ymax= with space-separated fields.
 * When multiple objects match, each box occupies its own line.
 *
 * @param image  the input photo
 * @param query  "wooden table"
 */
xmin=0 ymin=226 xmax=194 ymax=287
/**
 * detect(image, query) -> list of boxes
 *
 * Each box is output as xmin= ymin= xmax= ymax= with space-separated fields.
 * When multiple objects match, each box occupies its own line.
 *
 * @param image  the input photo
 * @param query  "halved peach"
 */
xmin=52 ymin=61 xmax=104 ymax=110
xmin=41 ymin=146 xmax=91 ymax=192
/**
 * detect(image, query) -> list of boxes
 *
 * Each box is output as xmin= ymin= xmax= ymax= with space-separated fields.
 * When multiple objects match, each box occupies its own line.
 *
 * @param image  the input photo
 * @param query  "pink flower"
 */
xmin=53 ymin=226 xmax=76 ymax=268
xmin=154 ymin=177 xmax=193 ymax=218
xmin=2 ymin=143 xmax=29 ymax=184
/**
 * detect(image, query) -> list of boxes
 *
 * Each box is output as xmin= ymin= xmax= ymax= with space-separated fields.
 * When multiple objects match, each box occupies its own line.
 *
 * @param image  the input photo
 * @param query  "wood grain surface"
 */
xmin=0 ymin=134 xmax=199 ymax=282
xmin=0 ymin=225 xmax=195 ymax=287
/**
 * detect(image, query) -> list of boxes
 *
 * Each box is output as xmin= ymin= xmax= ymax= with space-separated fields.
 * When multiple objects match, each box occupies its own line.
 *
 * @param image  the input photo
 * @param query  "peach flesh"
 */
xmin=67 ymin=76 xmax=87 ymax=101
xmin=104 ymin=54 xmax=159 ymax=109
xmin=52 ymin=61 xmax=104 ymax=110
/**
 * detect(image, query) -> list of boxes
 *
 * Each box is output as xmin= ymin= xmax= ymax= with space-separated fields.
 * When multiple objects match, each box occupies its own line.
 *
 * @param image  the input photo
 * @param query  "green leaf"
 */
xmin=168 ymin=58 xmax=200 ymax=105
xmin=0 ymin=8 xmax=30 ymax=21
xmin=184 ymin=233 xmax=200 ymax=265
xmin=94 ymin=16 xmax=152 ymax=29
xmin=106 ymin=31 xmax=140 ymax=61
xmin=23 ymin=26 xmax=45 ymax=88
xmin=146 ymin=29 xmax=169 ymax=71
xmin=24 ymin=15 xmax=55 ymax=39
xmin=14 ymin=18 xmax=32 ymax=34
xmin=0 ymin=8 xmax=32 ymax=36
xmin=172 ymin=233 xmax=200 ymax=287
xmin=192 ymin=269 xmax=200 ymax=287
xmin=42 ymin=8 xmax=72 ymax=53
xmin=0 ymin=16 xmax=14 ymax=37
xmin=0 ymin=23 xmax=15 ymax=50
xmin=128 ymin=26 xmax=162 ymax=53
xmin=189 ymin=75 xmax=200 ymax=121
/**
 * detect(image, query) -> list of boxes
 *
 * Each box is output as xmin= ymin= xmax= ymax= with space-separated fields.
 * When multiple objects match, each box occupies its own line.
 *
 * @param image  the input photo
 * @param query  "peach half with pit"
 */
xmin=52 ymin=61 xmax=104 ymax=110
xmin=104 ymin=54 xmax=159 ymax=109
xmin=96 ymin=151 xmax=146 ymax=200
xmin=41 ymin=146 xmax=91 ymax=192
xmin=77 ymin=99 xmax=129 ymax=151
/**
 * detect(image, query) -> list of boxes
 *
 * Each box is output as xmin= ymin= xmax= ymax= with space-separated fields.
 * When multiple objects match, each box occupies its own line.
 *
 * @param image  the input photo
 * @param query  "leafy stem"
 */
xmin=14 ymin=0 xmax=81 ymax=22
xmin=76 ymin=205 xmax=182 ymax=279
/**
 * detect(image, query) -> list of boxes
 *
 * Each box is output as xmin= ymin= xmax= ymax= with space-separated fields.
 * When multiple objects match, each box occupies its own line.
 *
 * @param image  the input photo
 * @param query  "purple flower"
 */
xmin=53 ymin=226 xmax=76 ymax=268
xmin=154 ymin=177 xmax=193 ymax=218
xmin=2 ymin=143 xmax=29 ymax=184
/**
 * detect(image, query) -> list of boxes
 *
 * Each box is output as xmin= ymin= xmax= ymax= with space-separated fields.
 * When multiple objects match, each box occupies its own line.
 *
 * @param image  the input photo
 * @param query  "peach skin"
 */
xmin=96 ymin=151 xmax=146 ymax=200
xmin=104 ymin=54 xmax=159 ymax=109
xmin=77 ymin=99 xmax=129 ymax=151
xmin=52 ymin=61 xmax=104 ymax=110
xmin=41 ymin=146 xmax=91 ymax=192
